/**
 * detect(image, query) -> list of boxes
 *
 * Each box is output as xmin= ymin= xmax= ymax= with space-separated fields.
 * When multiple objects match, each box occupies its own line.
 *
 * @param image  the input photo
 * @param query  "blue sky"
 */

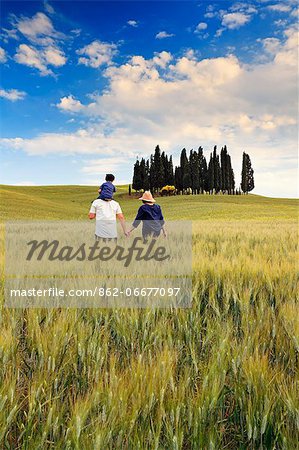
xmin=0 ymin=0 xmax=298 ymax=197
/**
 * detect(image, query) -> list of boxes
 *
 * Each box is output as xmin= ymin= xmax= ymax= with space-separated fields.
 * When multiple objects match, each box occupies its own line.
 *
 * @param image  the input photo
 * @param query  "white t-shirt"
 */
xmin=89 ymin=199 xmax=122 ymax=238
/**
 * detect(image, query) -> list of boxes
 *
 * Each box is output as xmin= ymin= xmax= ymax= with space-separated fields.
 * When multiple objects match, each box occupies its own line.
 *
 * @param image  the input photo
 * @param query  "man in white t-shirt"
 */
xmin=89 ymin=199 xmax=128 ymax=240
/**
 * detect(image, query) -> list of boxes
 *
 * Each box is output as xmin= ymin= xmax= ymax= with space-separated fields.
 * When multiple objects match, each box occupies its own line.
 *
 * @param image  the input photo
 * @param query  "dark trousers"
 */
xmin=142 ymin=231 xmax=161 ymax=243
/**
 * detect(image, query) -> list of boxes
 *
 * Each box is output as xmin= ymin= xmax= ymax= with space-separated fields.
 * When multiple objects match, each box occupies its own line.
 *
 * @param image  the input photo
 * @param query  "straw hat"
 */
xmin=139 ymin=191 xmax=156 ymax=203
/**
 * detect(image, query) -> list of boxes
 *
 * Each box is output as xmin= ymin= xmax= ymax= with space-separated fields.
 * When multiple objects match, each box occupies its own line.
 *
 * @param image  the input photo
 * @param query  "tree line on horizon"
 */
xmin=132 ymin=145 xmax=255 ymax=195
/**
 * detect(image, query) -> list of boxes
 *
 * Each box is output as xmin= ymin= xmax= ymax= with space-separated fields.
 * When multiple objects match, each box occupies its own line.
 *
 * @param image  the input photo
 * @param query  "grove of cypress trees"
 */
xmin=132 ymin=144 xmax=253 ymax=195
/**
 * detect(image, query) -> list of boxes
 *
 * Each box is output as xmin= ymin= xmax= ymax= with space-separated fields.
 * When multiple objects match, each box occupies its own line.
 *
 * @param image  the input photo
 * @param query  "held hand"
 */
xmin=126 ymin=229 xmax=134 ymax=237
xmin=162 ymin=230 xmax=167 ymax=238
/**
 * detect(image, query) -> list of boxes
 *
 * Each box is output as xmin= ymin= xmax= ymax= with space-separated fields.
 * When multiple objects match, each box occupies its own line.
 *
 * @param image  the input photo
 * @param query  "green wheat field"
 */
xmin=0 ymin=184 xmax=298 ymax=449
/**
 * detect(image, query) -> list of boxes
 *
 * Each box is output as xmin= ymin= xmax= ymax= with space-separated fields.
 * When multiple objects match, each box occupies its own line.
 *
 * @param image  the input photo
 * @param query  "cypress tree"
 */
xmin=241 ymin=152 xmax=247 ymax=193
xmin=220 ymin=146 xmax=228 ymax=192
xmin=132 ymin=159 xmax=142 ymax=191
xmin=198 ymin=147 xmax=208 ymax=192
xmin=144 ymin=159 xmax=150 ymax=190
xmin=153 ymin=145 xmax=164 ymax=191
xmin=207 ymin=153 xmax=214 ymax=193
xmin=247 ymin=153 xmax=254 ymax=192
xmin=161 ymin=151 xmax=168 ymax=187
xmin=189 ymin=149 xmax=200 ymax=194
xmin=175 ymin=166 xmax=182 ymax=193
xmin=220 ymin=145 xmax=235 ymax=194
xmin=213 ymin=146 xmax=222 ymax=193
xmin=167 ymin=155 xmax=174 ymax=185
xmin=227 ymin=153 xmax=235 ymax=194
xmin=180 ymin=148 xmax=191 ymax=190
xmin=139 ymin=158 xmax=147 ymax=190
xmin=203 ymin=157 xmax=209 ymax=192
xmin=241 ymin=152 xmax=255 ymax=193
xmin=149 ymin=155 xmax=154 ymax=191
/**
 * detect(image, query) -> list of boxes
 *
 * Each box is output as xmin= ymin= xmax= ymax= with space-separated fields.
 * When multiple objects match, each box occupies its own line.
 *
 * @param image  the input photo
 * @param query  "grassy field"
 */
xmin=0 ymin=185 xmax=298 ymax=449
xmin=0 ymin=184 xmax=297 ymax=221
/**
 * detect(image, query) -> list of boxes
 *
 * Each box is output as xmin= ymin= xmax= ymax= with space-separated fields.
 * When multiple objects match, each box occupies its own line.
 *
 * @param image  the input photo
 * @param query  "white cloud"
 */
xmin=43 ymin=46 xmax=66 ymax=66
xmin=274 ymin=19 xmax=288 ymax=27
xmin=215 ymin=28 xmax=225 ymax=38
xmin=247 ymin=7 xmax=258 ymax=13
xmin=11 ymin=12 xmax=64 ymax=46
xmin=238 ymin=113 xmax=296 ymax=132
xmin=195 ymin=22 xmax=208 ymax=32
xmin=0 ymin=47 xmax=7 ymax=63
xmin=260 ymin=37 xmax=281 ymax=54
xmin=6 ymin=12 xmax=67 ymax=75
xmin=71 ymin=28 xmax=81 ymax=37
xmin=56 ymin=95 xmax=97 ymax=113
xmin=1 ymin=28 xmax=298 ymax=197
xmin=0 ymin=88 xmax=26 ymax=101
xmin=204 ymin=12 xmax=216 ymax=18
xmin=81 ymin=156 xmax=128 ymax=175
xmin=14 ymin=43 xmax=66 ymax=75
xmin=229 ymin=2 xmax=257 ymax=14
xmin=208 ymin=2 xmax=257 ymax=36
xmin=273 ymin=26 xmax=298 ymax=67
xmin=215 ymin=2 xmax=257 ymax=38
xmin=155 ymin=31 xmax=175 ymax=39
xmin=206 ymin=4 xmax=214 ymax=12
xmin=56 ymin=95 xmax=85 ymax=113
xmin=151 ymin=51 xmax=172 ymax=69
xmin=1 ymin=27 xmax=19 ymax=42
xmin=44 ymin=2 xmax=55 ymax=15
xmin=267 ymin=3 xmax=292 ymax=12
xmin=16 ymin=12 xmax=53 ymax=39
xmin=77 ymin=40 xmax=117 ymax=68
xmin=0 ymin=130 xmax=143 ymax=157
xmin=127 ymin=20 xmax=138 ymax=27
xmin=221 ymin=12 xmax=251 ymax=29
xmin=14 ymin=44 xmax=48 ymax=74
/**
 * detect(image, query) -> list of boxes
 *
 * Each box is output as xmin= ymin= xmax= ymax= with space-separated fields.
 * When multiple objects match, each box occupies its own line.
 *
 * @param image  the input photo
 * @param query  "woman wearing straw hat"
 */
xmin=128 ymin=191 xmax=167 ymax=240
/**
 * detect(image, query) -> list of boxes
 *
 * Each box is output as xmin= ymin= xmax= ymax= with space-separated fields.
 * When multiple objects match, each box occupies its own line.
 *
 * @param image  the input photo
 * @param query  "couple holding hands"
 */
xmin=89 ymin=175 xmax=166 ymax=241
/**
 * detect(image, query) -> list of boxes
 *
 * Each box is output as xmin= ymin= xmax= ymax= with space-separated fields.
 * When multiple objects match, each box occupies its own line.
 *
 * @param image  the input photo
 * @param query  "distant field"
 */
xmin=0 ymin=185 xmax=298 ymax=448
